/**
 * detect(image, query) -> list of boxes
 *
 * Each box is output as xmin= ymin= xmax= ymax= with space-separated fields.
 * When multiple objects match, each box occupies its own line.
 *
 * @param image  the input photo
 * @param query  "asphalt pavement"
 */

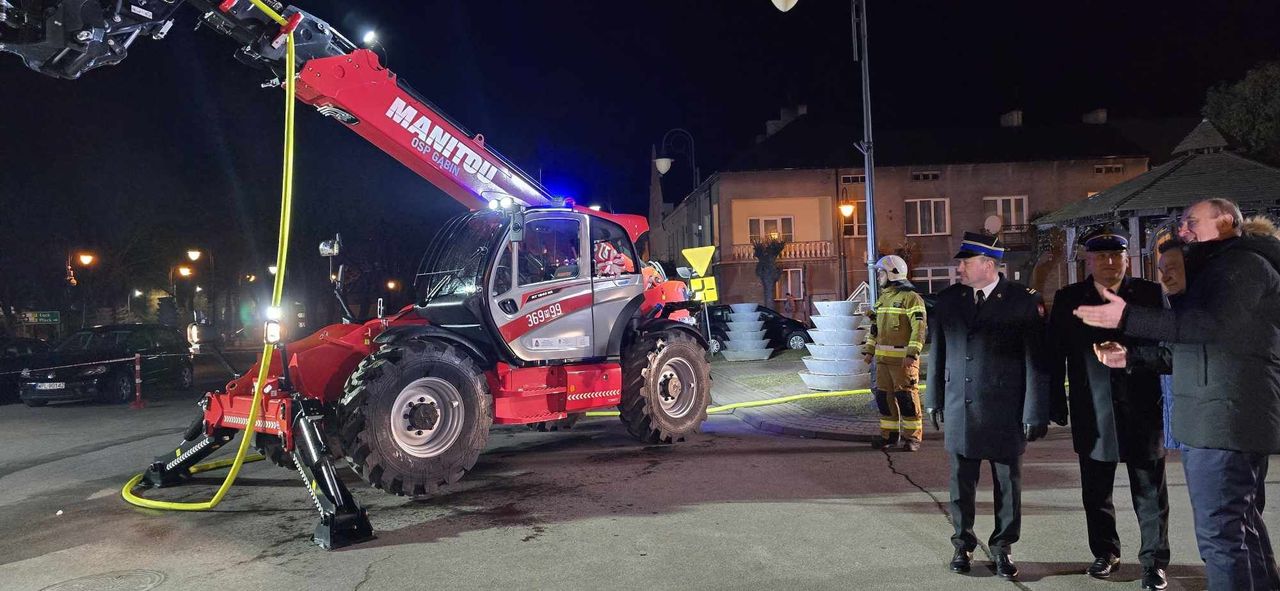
xmin=0 ymin=352 xmax=1271 ymax=590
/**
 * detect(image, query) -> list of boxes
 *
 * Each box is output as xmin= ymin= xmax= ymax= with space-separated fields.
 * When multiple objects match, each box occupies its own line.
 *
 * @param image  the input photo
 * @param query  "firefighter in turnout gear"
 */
xmin=862 ymin=255 xmax=928 ymax=451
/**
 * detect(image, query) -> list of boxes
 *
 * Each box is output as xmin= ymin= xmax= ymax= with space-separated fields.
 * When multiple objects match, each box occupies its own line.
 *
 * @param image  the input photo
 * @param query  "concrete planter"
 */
xmin=728 ymin=312 xmax=762 ymax=322
xmin=728 ymin=330 xmax=767 ymax=341
xmin=799 ymin=371 xmax=871 ymax=391
xmin=729 ymin=303 xmax=759 ymax=313
xmin=809 ymin=329 xmax=863 ymax=346
xmin=813 ymin=300 xmax=857 ymax=317
xmin=811 ymin=315 xmax=859 ymax=331
xmin=724 ymin=339 xmax=771 ymax=351
xmin=722 ymin=349 xmax=774 ymax=361
xmin=802 ymin=356 xmax=871 ymax=376
xmin=806 ymin=344 xmax=861 ymax=359
xmin=725 ymin=320 xmax=764 ymax=332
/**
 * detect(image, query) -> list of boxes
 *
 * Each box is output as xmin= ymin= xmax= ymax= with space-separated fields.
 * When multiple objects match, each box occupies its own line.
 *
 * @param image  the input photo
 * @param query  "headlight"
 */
xmin=264 ymin=320 xmax=282 ymax=344
xmin=80 ymin=365 xmax=107 ymax=376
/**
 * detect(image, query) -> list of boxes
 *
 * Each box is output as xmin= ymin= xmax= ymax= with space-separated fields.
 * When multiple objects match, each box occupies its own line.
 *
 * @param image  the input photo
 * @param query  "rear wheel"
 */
xmin=339 ymin=340 xmax=493 ymax=496
xmin=619 ymin=330 xmax=711 ymax=443
xmin=707 ymin=333 xmax=725 ymax=355
xmin=175 ymin=362 xmax=194 ymax=390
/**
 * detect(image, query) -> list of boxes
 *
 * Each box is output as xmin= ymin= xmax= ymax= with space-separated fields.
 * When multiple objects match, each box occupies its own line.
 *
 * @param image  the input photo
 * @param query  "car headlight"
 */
xmin=80 ymin=365 xmax=108 ymax=376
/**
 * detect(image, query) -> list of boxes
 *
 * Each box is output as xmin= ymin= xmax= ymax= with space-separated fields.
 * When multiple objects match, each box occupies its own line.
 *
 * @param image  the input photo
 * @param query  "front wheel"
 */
xmin=340 ymin=340 xmax=493 ymax=496
xmin=175 ymin=362 xmax=194 ymax=390
xmin=786 ymin=331 xmax=808 ymax=350
xmin=619 ymin=330 xmax=711 ymax=443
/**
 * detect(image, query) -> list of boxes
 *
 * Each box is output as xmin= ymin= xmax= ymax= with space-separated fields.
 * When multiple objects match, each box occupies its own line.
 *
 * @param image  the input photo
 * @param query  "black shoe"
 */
xmin=870 ymin=436 xmax=895 ymax=450
xmin=994 ymin=552 xmax=1019 ymax=579
xmin=949 ymin=549 xmax=972 ymax=573
xmin=1140 ymin=567 xmax=1168 ymax=590
xmin=1087 ymin=555 xmax=1120 ymax=578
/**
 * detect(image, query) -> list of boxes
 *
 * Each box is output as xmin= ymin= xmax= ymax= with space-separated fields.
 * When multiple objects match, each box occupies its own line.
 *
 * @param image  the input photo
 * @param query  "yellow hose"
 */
xmin=583 ymin=384 xmax=928 ymax=418
xmin=122 ymin=2 xmax=295 ymax=510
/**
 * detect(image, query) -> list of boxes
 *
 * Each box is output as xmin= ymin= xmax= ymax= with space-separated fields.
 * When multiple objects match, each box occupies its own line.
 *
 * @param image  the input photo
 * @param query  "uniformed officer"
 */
xmin=862 ymin=255 xmax=928 ymax=451
xmin=925 ymin=231 xmax=1050 ymax=580
xmin=1048 ymin=228 xmax=1170 ymax=590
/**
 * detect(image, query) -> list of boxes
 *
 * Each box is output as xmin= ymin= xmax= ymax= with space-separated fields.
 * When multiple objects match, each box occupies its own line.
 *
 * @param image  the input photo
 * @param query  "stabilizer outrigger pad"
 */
xmin=290 ymin=397 xmax=374 ymax=550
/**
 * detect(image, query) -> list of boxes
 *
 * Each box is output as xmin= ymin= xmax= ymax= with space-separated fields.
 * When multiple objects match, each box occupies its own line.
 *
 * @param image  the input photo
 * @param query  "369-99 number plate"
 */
xmin=526 ymin=303 xmax=563 ymax=327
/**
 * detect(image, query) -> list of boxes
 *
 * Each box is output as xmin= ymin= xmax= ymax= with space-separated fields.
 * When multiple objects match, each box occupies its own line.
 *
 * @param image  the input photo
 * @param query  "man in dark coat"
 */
xmin=925 ymin=231 xmax=1051 ymax=580
xmin=1076 ymin=198 xmax=1280 ymax=591
xmin=1048 ymin=228 xmax=1170 ymax=589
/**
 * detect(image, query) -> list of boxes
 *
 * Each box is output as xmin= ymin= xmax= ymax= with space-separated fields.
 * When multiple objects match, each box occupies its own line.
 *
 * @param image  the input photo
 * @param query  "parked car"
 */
xmin=18 ymin=324 xmax=193 ymax=406
xmin=705 ymin=304 xmax=812 ymax=354
xmin=0 ymin=337 xmax=51 ymax=403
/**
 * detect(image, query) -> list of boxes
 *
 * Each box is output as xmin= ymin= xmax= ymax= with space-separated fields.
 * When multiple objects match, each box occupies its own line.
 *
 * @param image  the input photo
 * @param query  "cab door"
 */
xmin=488 ymin=212 xmax=596 ymax=362
xmin=588 ymin=217 xmax=645 ymax=357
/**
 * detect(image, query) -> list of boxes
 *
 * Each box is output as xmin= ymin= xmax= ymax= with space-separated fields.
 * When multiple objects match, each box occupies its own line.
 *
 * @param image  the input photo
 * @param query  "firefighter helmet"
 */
xmin=874 ymin=255 xmax=909 ymax=286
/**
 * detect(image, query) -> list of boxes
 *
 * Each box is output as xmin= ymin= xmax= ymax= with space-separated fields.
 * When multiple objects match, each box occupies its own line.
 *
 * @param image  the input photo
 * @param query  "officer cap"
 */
xmin=1081 ymin=226 xmax=1129 ymax=252
xmin=955 ymin=231 xmax=1005 ymax=260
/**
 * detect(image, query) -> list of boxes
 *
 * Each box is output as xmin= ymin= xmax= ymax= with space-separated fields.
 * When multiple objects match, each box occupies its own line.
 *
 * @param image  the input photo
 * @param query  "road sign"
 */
xmin=690 ymin=277 xmax=719 ymax=302
xmin=681 ymin=246 xmax=716 ymax=278
xmin=19 ymin=311 xmax=60 ymax=324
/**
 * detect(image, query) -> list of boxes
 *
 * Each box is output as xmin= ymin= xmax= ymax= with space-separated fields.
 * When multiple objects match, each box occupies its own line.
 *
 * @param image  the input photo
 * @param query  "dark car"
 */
xmin=19 ymin=324 xmax=193 ymax=406
xmin=1 ymin=337 xmax=51 ymax=403
xmin=706 ymin=304 xmax=812 ymax=354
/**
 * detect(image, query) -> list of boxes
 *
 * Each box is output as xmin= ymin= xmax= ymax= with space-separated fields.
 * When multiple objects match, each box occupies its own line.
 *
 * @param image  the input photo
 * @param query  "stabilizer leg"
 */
xmin=142 ymin=414 xmax=236 ymax=488
xmin=290 ymin=398 xmax=373 ymax=550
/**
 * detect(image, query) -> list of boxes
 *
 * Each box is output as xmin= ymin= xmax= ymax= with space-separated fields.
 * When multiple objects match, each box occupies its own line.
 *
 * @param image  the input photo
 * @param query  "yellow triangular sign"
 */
xmin=681 ymin=246 xmax=716 ymax=277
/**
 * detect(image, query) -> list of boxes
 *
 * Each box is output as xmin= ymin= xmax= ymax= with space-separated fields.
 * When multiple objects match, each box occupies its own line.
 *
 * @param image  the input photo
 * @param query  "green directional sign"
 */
xmin=19 ymin=311 xmax=60 ymax=324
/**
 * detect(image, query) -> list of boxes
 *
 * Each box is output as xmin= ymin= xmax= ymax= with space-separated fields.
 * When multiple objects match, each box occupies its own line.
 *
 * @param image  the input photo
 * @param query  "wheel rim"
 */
xmin=389 ymin=377 xmax=466 ymax=458
xmin=709 ymin=339 xmax=722 ymax=354
xmin=656 ymin=357 xmax=698 ymax=419
xmin=788 ymin=334 xmax=806 ymax=349
xmin=116 ymin=375 xmax=132 ymax=401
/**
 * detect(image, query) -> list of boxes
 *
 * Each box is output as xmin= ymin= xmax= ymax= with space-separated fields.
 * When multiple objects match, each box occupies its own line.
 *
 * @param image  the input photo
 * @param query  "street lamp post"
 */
xmin=67 ymin=250 xmax=97 ymax=328
xmin=774 ymin=0 xmax=880 ymax=303
xmin=838 ymin=194 xmax=855 ymax=297
xmin=186 ymin=248 xmax=217 ymax=324
xmin=653 ymin=128 xmax=700 ymax=190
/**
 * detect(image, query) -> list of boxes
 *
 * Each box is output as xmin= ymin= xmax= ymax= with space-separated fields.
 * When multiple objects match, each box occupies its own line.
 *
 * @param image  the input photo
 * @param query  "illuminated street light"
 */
xmin=362 ymin=30 xmax=377 ymax=46
xmin=839 ymin=203 xmax=855 ymax=217
xmin=268 ymin=266 xmax=278 ymax=276
xmin=186 ymin=249 xmax=202 ymax=262
xmin=177 ymin=266 xmax=193 ymax=278
xmin=77 ymin=253 xmax=96 ymax=266
xmin=133 ymin=289 xmax=143 ymax=297
xmin=245 ymin=274 xmax=257 ymax=283
xmin=772 ymin=0 xmax=800 ymax=11
xmin=386 ymin=280 xmax=399 ymax=290
xmin=195 ymin=286 xmax=203 ymax=293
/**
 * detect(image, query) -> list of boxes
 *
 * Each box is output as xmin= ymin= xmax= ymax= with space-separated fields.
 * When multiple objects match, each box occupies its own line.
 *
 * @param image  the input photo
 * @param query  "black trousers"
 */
xmin=1078 ymin=455 xmax=1171 ymax=568
xmin=950 ymin=453 xmax=1021 ymax=554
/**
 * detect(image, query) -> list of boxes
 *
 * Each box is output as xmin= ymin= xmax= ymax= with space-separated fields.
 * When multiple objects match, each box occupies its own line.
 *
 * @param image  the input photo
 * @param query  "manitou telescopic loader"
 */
xmin=2 ymin=0 xmax=712 ymax=549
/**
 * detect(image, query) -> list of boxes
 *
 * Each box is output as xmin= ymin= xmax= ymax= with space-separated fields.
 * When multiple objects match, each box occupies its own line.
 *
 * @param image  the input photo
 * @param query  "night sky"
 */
xmin=2 ymin=0 xmax=1278 ymax=303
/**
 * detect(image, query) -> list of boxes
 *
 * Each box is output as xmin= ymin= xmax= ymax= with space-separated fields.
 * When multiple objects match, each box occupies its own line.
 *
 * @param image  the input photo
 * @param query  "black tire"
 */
xmin=707 ymin=333 xmax=725 ymax=355
xmin=527 ymin=413 xmax=584 ymax=432
xmin=254 ymin=434 xmax=296 ymax=469
xmin=103 ymin=371 xmax=133 ymax=404
xmin=619 ymin=329 xmax=712 ymax=444
xmin=23 ymin=398 xmax=47 ymax=407
xmin=786 ymin=331 xmax=809 ymax=350
xmin=175 ymin=361 xmax=194 ymax=390
xmin=339 ymin=340 xmax=493 ymax=496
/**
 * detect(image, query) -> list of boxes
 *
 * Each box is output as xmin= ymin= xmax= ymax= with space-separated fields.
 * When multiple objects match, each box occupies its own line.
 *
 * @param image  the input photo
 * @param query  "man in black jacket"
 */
xmin=925 ymin=232 xmax=1050 ymax=580
xmin=1048 ymin=228 xmax=1170 ymax=589
xmin=1075 ymin=198 xmax=1280 ymax=591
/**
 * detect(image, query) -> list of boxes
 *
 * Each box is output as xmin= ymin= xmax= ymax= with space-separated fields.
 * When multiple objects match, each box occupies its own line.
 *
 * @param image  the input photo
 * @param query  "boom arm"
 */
xmin=0 ymin=0 xmax=552 ymax=208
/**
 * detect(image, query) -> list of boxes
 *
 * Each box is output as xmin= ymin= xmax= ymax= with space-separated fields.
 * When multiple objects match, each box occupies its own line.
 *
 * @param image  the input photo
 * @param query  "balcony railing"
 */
xmin=731 ymin=241 xmax=835 ymax=262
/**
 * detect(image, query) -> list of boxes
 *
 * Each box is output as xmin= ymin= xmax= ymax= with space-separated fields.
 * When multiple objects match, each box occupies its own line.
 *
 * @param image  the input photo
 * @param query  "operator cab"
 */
xmin=414 ymin=206 xmax=647 ymax=365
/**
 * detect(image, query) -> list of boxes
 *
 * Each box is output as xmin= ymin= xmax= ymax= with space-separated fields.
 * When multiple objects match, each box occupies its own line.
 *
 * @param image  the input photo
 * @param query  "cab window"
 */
xmin=590 ymin=218 xmax=639 ymax=278
xmin=518 ymin=218 xmax=581 ymax=286
xmin=492 ymin=241 xmax=513 ymax=296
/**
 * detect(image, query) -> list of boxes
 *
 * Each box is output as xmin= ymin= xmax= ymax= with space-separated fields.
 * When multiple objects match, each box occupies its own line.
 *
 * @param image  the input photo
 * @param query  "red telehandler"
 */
xmin=2 ymin=0 xmax=711 ymax=549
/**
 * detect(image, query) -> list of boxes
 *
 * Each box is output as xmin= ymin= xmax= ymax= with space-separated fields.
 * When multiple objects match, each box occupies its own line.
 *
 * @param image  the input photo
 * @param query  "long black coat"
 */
xmin=925 ymin=278 xmax=1051 ymax=460
xmin=1049 ymin=276 xmax=1165 ymax=462
xmin=1124 ymin=235 xmax=1280 ymax=454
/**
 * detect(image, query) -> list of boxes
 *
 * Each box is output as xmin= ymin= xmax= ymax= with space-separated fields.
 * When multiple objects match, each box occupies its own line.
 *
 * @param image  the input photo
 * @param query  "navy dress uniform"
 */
xmin=1047 ymin=229 xmax=1170 ymax=581
xmin=925 ymin=232 xmax=1051 ymax=577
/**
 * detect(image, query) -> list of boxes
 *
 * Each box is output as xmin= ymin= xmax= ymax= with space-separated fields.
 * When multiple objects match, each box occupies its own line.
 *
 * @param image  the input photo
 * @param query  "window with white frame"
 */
xmin=911 ymin=266 xmax=955 ymax=294
xmin=843 ymin=200 xmax=868 ymax=237
xmin=983 ymin=196 xmax=1029 ymax=227
xmin=911 ymin=170 xmax=941 ymax=182
xmin=905 ymin=198 xmax=950 ymax=236
xmin=841 ymin=174 xmax=866 ymax=184
xmin=775 ymin=268 xmax=805 ymax=300
xmin=1094 ymin=163 xmax=1125 ymax=174
xmin=748 ymin=216 xmax=794 ymax=242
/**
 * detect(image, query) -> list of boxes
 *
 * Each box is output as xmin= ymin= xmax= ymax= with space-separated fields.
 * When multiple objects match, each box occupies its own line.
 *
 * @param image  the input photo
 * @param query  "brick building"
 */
xmin=650 ymin=108 xmax=1153 ymax=314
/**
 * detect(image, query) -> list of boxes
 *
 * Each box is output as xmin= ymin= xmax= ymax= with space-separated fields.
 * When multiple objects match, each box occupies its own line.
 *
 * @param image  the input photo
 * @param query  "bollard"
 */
xmin=129 ymin=353 xmax=146 ymax=409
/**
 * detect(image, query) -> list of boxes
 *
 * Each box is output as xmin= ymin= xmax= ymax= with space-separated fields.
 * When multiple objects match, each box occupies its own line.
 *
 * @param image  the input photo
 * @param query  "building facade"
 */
xmin=651 ymin=109 xmax=1151 ymax=315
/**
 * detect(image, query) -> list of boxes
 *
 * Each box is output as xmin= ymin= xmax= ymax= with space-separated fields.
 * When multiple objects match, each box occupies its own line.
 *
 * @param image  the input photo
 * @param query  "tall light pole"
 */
xmin=187 ymin=248 xmax=217 ymax=324
xmin=774 ymin=0 xmax=879 ymax=302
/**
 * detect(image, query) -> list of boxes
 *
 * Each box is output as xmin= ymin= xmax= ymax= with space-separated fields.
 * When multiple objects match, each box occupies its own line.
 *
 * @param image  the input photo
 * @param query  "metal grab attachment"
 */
xmin=289 ymin=396 xmax=372 ymax=549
